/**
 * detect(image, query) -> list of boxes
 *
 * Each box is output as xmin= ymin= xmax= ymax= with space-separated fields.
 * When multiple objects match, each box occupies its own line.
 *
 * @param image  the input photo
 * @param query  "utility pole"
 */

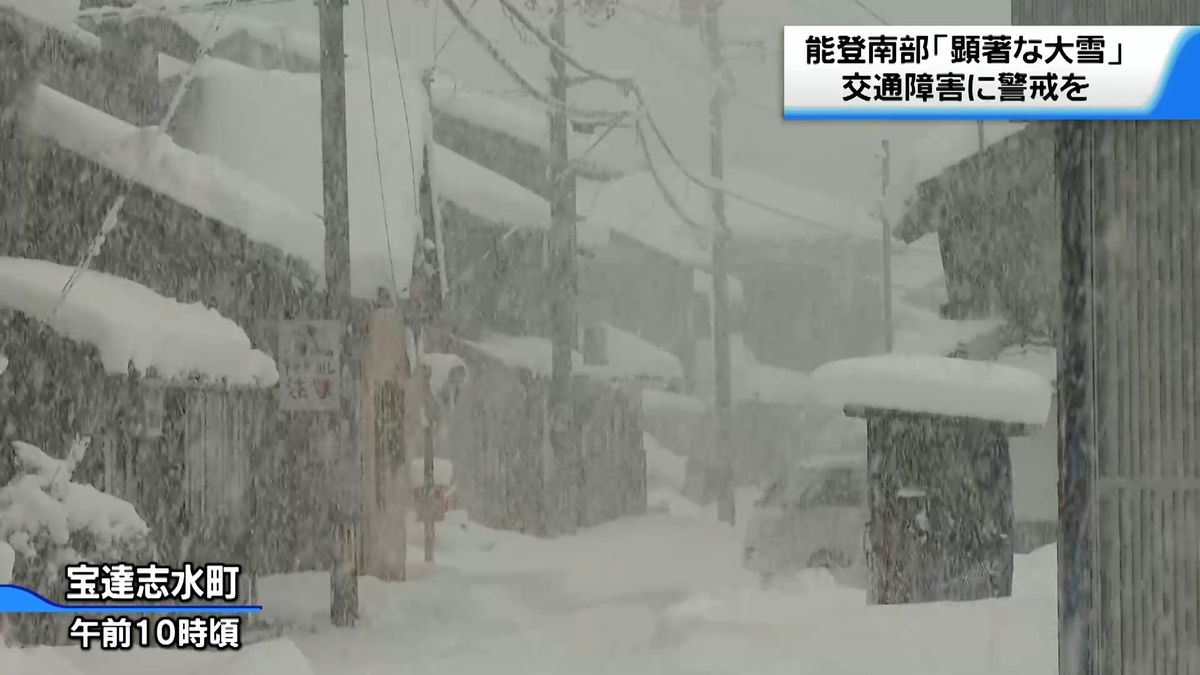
xmin=880 ymin=139 xmax=893 ymax=353
xmin=318 ymin=0 xmax=358 ymax=627
xmin=703 ymin=0 xmax=734 ymax=526
xmin=548 ymin=0 xmax=580 ymax=536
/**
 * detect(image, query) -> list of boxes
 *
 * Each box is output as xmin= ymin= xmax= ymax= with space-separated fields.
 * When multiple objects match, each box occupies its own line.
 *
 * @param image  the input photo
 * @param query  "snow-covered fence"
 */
xmin=445 ymin=337 xmax=646 ymax=536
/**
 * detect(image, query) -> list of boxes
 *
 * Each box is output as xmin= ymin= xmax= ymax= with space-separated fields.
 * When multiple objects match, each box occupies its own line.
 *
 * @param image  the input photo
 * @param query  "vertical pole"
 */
xmin=548 ymin=0 xmax=579 ymax=536
xmin=318 ymin=0 xmax=358 ymax=627
xmin=1057 ymin=120 xmax=1095 ymax=675
xmin=703 ymin=0 xmax=734 ymax=526
xmin=420 ymin=68 xmax=438 ymax=565
xmin=881 ymin=139 xmax=893 ymax=353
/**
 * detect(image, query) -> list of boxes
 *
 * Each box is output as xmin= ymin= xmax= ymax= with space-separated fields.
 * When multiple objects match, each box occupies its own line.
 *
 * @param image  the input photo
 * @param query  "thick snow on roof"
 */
xmin=883 ymin=122 xmax=1028 ymax=225
xmin=1 ymin=0 xmax=99 ymax=49
xmin=430 ymin=82 xmax=632 ymax=178
xmin=463 ymin=333 xmax=582 ymax=377
xmin=186 ymin=58 xmax=424 ymax=299
xmin=0 ymin=257 xmax=278 ymax=386
xmin=587 ymin=166 xmax=879 ymax=265
xmin=592 ymin=323 xmax=683 ymax=383
xmin=21 ymin=85 xmax=327 ymax=279
xmin=186 ymin=59 xmax=555 ymax=298
xmin=694 ymin=334 xmax=810 ymax=406
xmin=811 ymin=354 xmax=1052 ymax=426
xmin=169 ymin=8 xmax=631 ymax=178
xmin=435 ymin=145 xmax=550 ymax=230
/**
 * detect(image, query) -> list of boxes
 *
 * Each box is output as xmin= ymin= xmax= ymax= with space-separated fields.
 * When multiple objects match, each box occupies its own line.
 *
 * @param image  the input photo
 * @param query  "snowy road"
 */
xmin=9 ymin=494 xmax=1057 ymax=675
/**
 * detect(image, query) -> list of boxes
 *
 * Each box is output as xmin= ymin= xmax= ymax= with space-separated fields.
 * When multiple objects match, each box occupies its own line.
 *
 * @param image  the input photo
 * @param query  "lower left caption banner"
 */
xmin=1 ymin=561 xmax=263 ymax=651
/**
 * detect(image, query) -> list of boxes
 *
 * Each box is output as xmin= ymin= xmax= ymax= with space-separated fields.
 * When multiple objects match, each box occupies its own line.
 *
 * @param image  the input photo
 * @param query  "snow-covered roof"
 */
xmin=436 ymin=145 xmax=550 ymax=231
xmin=20 ymin=84 xmax=328 ymax=285
xmin=591 ymin=323 xmax=683 ymax=383
xmin=431 ymin=83 xmax=632 ymax=179
xmin=185 ymin=58 xmax=555 ymax=298
xmin=0 ymin=0 xmax=101 ymax=50
xmin=883 ymin=121 xmax=1028 ymax=227
xmin=168 ymin=9 xmax=631 ymax=178
xmin=586 ymin=166 xmax=879 ymax=266
xmin=463 ymin=333 xmax=582 ymax=377
xmin=0 ymin=257 xmax=278 ymax=386
xmin=811 ymin=354 xmax=1052 ymax=426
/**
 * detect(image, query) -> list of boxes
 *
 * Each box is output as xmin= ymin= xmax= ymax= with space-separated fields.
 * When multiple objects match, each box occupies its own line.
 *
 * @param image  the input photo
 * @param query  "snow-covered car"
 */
xmin=743 ymin=454 xmax=868 ymax=586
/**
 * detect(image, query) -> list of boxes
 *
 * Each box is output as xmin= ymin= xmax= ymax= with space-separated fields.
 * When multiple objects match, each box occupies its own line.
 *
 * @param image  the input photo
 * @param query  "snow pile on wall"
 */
xmin=811 ymin=354 xmax=1053 ymax=426
xmin=21 ymin=85 xmax=327 ymax=286
xmin=591 ymin=323 xmax=684 ymax=382
xmin=0 ymin=257 xmax=278 ymax=386
xmin=588 ymin=166 xmax=880 ymax=265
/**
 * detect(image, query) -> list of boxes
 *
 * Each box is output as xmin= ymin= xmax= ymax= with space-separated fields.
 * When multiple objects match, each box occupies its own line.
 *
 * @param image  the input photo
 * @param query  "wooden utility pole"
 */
xmin=547 ymin=0 xmax=580 ymax=536
xmin=880 ymin=139 xmax=893 ymax=352
xmin=318 ymin=0 xmax=358 ymax=627
xmin=703 ymin=0 xmax=734 ymax=526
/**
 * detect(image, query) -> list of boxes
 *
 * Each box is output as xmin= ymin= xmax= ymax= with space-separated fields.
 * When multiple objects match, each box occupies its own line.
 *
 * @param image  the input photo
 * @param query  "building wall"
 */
xmin=731 ymin=238 xmax=884 ymax=372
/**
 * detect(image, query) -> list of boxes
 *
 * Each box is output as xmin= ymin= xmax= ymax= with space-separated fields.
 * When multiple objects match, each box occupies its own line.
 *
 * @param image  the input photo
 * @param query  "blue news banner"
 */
xmin=782 ymin=26 xmax=1200 ymax=121
xmin=1 ymin=562 xmax=261 ymax=650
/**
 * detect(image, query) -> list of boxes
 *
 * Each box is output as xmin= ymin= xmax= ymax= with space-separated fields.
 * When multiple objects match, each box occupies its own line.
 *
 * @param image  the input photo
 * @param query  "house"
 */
xmin=1 ymin=5 xmax=418 ymax=582
xmin=160 ymin=18 xmax=651 ymax=538
xmin=0 ymin=257 xmax=279 ymax=645
xmin=890 ymin=121 xmax=1059 ymax=552
xmin=587 ymin=165 xmax=886 ymax=374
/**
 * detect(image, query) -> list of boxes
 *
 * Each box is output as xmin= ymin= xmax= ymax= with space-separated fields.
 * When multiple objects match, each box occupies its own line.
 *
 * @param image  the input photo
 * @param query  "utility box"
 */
xmin=811 ymin=354 xmax=1052 ymax=606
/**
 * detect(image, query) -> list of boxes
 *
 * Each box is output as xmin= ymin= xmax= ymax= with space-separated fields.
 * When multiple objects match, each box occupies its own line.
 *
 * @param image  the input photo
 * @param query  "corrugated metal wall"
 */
xmin=1019 ymin=2 xmax=1200 ymax=674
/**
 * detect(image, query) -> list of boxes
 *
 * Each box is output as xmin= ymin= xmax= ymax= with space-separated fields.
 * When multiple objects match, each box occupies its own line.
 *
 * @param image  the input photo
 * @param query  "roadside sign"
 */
xmin=277 ymin=320 xmax=342 ymax=412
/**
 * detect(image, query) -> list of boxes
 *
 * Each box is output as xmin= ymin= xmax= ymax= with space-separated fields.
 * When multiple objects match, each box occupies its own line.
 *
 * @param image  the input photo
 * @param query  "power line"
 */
xmin=851 ymin=0 xmax=890 ymax=25
xmin=441 ymin=0 xmax=633 ymax=122
xmin=447 ymin=0 xmax=858 ymax=238
xmin=50 ymin=0 xmax=239 ymax=321
xmin=359 ymin=1 xmax=402 ymax=300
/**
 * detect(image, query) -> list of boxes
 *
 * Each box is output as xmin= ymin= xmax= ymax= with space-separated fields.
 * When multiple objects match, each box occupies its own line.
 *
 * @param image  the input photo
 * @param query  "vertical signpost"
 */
xmin=277 ymin=321 xmax=343 ymax=414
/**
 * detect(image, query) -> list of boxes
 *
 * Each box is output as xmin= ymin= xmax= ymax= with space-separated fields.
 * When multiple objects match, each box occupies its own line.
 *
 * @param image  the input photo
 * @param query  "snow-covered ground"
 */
xmin=13 ymin=450 xmax=1056 ymax=675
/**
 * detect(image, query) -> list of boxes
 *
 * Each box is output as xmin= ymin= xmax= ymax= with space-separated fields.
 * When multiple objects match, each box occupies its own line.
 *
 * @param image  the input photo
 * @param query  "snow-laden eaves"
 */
xmin=811 ymin=354 xmax=1052 ymax=427
xmin=0 ymin=0 xmax=101 ymax=50
xmin=0 ymin=257 xmax=278 ymax=386
xmin=20 ymin=84 xmax=327 ymax=285
xmin=435 ymin=145 xmax=551 ymax=231
xmin=586 ymin=166 xmax=879 ymax=266
xmin=587 ymin=323 xmax=684 ymax=383
xmin=186 ymin=58 xmax=560 ymax=298
xmin=166 ymin=9 xmax=631 ymax=178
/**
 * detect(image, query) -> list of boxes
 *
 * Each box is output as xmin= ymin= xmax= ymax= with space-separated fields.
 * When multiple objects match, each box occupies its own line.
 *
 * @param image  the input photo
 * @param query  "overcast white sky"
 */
xmin=244 ymin=0 xmax=1012 ymax=206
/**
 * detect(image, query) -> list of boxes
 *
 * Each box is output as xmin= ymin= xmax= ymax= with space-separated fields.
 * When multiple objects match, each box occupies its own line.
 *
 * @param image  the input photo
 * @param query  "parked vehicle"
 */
xmin=743 ymin=454 xmax=868 ymax=586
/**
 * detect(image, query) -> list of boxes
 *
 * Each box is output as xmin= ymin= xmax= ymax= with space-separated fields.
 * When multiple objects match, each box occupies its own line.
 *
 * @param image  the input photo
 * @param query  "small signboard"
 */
xmin=277 ymin=320 xmax=342 ymax=412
